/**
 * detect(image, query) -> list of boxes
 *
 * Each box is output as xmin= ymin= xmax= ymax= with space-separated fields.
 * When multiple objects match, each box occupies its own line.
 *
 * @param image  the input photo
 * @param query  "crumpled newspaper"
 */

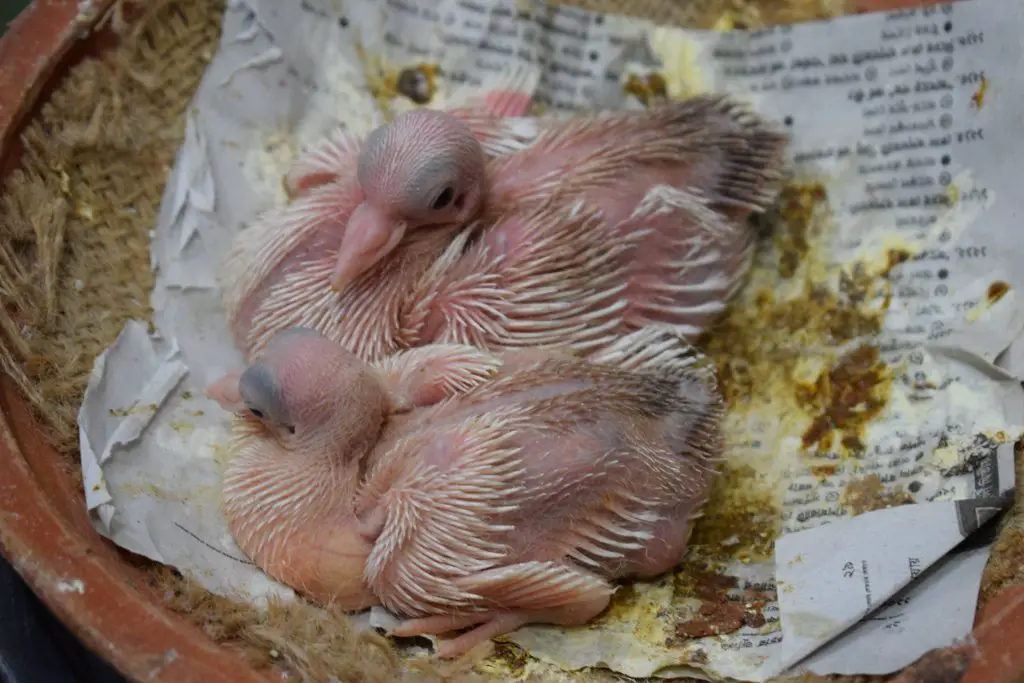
xmin=77 ymin=0 xmax=1024 ymax=680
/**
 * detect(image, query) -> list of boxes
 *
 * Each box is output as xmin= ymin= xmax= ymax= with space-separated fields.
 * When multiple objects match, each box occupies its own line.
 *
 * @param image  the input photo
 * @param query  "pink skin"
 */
xmin=331 ymin=109 xmax=486 ymax=290
xmin=212 ymin=325 xmax=724 ymax=659
xmin=471 ymin=89 xmax=534 ymax=119
xmin=321 ymin=83 xmax=540 ymax=291
xmin=218 ymin=81 xmax=541 ymax=355
xmin=286 ymin=86 xmax=535 ymax=200
xmin=327 ymin=84 xmax=544 ymax=290
xmin=206 ymin=372 xmax=243 ymax=410
xmin=220 ymin=93 xmax=788 ymax=365
xmin=212 ymin=328 xmax=508 ymax=611
xmin=333 ymin=93 xmax=788 ymax=329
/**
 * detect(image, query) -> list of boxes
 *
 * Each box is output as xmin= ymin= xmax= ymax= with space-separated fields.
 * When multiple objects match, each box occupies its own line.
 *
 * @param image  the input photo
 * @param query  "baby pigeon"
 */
xmin=211 ymin=325 xmax=725 ymax=658
xmin=221 ymin=93 xmax=788 ymax=362
xmin=221 ymin=71 xmax=542 ymax=361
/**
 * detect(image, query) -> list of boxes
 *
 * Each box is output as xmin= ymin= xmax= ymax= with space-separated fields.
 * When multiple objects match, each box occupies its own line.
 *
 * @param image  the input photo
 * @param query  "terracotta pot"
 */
xmin=0 ymin=1 xmax=1017 ymax=683
xmin=0 ymin=3 xmax=270 ymax=682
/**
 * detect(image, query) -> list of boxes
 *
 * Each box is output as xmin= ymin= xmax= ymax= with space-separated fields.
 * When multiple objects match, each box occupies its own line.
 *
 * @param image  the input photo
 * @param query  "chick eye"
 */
xmin=431 ymin=186 xmax=455 ymax=210
xmin=249 ymin=408 xmax=264 ymax=419
xmin=285 ymin=425 xmax=296 ymax=435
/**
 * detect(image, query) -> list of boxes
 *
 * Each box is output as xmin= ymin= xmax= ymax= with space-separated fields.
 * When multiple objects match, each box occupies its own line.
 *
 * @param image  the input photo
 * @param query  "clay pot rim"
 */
xmin=0 ymin=2 xmax=1019 ymax=683
xmin=0 ymin=3 xmax=267 ymax=682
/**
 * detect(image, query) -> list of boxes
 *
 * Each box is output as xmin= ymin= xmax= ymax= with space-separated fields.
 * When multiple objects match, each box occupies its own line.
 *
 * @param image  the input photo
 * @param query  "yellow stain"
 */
xmin=649 ymin=28 xmax=710 ymax=99
xmin=946 ymin=182 xmax=960 ymax=206
xmin=966 ymin=281 xmax=1012 ymax=323
xmin=711 ymin=13 xmax=736 ymax=32
xmin=623 ymin=73 xmax=668 ymax=107
xmin=971 ymin=76 xmax=988 ymax=110
xmin=169 ymin=420 xmax=195 ymax=434
xmin=355 ymin=42 xmax=441 ymax=119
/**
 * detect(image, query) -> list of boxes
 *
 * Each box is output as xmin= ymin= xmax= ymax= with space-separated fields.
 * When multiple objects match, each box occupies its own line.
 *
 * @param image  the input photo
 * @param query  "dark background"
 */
xmin=0 ymin=2 xmax=27 ymax=32
xmin=1 ymin=5 xmax=127 ymax=683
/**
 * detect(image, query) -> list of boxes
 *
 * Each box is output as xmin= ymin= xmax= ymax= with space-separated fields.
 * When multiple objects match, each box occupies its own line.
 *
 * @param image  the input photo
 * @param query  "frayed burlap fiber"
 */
xmin=0 ymin=0 xmax=223 ymax=454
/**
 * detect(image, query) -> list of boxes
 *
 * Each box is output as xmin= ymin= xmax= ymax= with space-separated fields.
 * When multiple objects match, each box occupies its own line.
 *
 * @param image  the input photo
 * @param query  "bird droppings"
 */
xmin=589 ymin=583 xmax=638 ymax=626
xmin=623 ymin=72 xmax=669 ymax=107
xmin=647 ymin=29 xmax=712 ymax=100
xmin=743 ymin=604 xmax=767 ymax=628
xmin=771 ymin=181 xmax=827 ymax=278
xmin=671 ymin=177 xmax=902 ymax=612
xmin=612 ymin=176 xmax=913 ymax=656
xmin=244 ymin=132 xmax=297 ymax=207
xmin=971 ymin=74 xmax=988 ymax=110
xmin=884 ymin=247 xmax=912 ymax=276
xmin=711 ymin=12 xmax=745 ymax=31
xmin=395 ymin=64 xmax=439 ymax=105
xmin=356 ymin=45 xmax=441 ymax=119
xmin=842 ymin=474 xmax=915 ymax=516
xmin=935 ymin=433 xmax=1004 ymax=478
xmin=585 ymin=582 xmax=672 ymax=647
xmin=482 ymin=642 xmax=530 ymax=678
xmin=670 ymin=570 xmax=770 ymax=640
xmin=795 ymin=345 xmax=891 ymax=455
xmin=210 ymin=441 xmax=233 ymax=469
xmin=987 ymin=280 xmax=1010 ymax=304
xmin=108 ymin=402 xmax=159 ymax=417
xmin=703 ymin=182 xmax=891 ymax=410
xmin=965 ymin=279 xmax=1013 ymax=324
xmin=169 ymin=420 xmax=196 ymax=434
xmin=684 ymin=462 xmax=780 ymax=566
xmin=674 ymin=601 xmax=746 ymax=638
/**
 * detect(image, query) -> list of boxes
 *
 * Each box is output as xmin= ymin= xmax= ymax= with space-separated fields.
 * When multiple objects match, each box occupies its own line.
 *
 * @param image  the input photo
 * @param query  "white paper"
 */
xmin=78 ymin=0 xmax=1024 ymax=680
xmin=776 ymin=509 xmax=997 ymax=676
xmin=78 ymin=321 xmax=294 ymax=604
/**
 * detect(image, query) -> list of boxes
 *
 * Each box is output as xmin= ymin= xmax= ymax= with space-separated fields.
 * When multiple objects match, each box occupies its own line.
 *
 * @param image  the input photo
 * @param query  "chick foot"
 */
xmin=391 ymin=588 xmax=612 ymax=659
xmin=393 ymin=612 xmax=527 ymax=658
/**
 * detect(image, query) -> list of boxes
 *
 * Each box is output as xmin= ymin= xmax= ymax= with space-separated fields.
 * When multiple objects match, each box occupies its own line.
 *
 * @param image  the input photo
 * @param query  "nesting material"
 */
xmin=0 ymin=0 xmax=224 ymax=454
xmin=87 ymin=0 xmax=1024 ymax=680
xmin=150 ymin=566 xmax=517 ymax=683
xmin=2 ymin=1 xmax=1024 ymax=683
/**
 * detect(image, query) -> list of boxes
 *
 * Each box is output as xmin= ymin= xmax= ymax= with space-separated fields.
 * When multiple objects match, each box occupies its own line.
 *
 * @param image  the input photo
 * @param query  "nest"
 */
xmin=1 ymin=0 xmax=1021 ymax=681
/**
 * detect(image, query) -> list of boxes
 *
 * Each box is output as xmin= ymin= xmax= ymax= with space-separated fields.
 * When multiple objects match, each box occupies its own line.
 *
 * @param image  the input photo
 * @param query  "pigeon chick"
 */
xmin=210 ymin=326 xmax=506 ymax=609
xmin=336 ymin=94 xmax=788 ymax=329
xmin=221 ymin=68 xmax=543 ymax=359
xmin=222 ymin=93 xmax=788 ymax=362
xmin=213 ymin=325 xmax=725 ymax=658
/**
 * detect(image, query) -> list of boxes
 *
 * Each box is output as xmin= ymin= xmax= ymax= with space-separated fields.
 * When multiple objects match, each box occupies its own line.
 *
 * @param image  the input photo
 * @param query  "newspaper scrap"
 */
xmin=76 ymin=0 xmax=1024 ymax=680
xmin=78 ymin=320 xmax=296 ymax=605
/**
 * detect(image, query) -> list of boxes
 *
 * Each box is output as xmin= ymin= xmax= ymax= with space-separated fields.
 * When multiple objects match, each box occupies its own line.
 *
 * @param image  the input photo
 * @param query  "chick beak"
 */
xmin=330 ymin=202 xmax=407 ymax=292
xmin=205 ymin=372 xmax=244 ymax=412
